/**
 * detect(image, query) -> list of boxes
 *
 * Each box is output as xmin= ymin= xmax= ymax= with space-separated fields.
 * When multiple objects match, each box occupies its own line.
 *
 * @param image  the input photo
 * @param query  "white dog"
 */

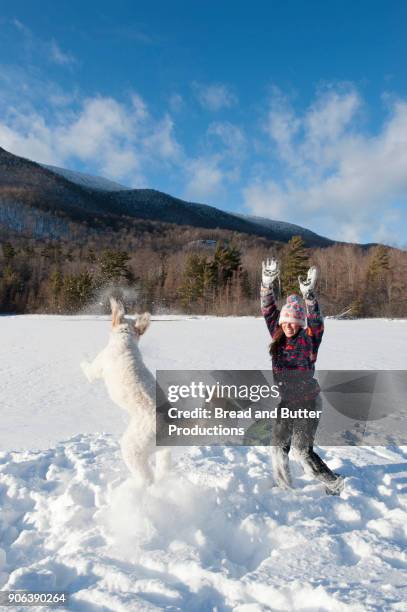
xmin=81 ymin=297 xmax=170 ymax=486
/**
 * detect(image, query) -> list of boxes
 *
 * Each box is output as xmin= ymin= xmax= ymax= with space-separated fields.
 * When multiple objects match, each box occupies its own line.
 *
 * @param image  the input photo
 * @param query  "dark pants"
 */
xmin=271 ymin=396 xmax=338 ymax=488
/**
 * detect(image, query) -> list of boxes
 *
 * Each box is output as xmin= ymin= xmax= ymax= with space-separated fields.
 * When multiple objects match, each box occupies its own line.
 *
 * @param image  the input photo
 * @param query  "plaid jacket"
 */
xmin=260 ymin=285 xmax=324 ymax=403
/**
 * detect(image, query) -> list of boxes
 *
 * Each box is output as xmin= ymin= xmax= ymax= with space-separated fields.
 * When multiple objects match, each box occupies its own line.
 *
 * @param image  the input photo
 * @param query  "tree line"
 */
xmin=0 ymin=229 xmax=406 ymax=317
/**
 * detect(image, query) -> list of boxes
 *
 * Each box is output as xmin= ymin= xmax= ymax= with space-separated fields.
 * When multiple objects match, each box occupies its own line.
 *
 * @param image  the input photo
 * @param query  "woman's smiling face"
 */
xmin=281 ymin=322 xmax=301 ymax=337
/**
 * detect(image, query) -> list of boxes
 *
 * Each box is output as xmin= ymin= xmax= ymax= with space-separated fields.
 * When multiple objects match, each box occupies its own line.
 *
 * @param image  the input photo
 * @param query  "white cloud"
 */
xmin=12 ymin=19 xmax=29 ymax=34
xmin=1 ymin=62 xmax=405 ymax=243
xmin=111 ymin=25 xmax=153 ymax=45
xmin=143 ymin=115 xmax=182 ymax=161
xmin=243 ymin=87 xmax=407 ymax=243
xmin=0 ymin=116 xmax=58 ymax=165
xmin=192 ymin=82 xmax=237 ymax=111
xmin=183 ymin=122 xmax=245 ymax=201
xmin=0 ymin=93 xmax=182 ymax=186
xmin=184 ymin=156 xmax=225 ymax=200
xmin=264 ymin=89 xmax=301 ymax=167
xmin=49 ymin=39 xmax=76 ymax=66
xmin=304 ymin=89 xmax=361 ymax=144
xmin=131 ymin=93 xmax=149 ymax=120
xmin=10 ymin=19 xmax=76 ymax=67
xmin=242 ymin=180 xmax=287 ymax=219
xmin=0 ymin=63 xmax=78 ymax=110
xmin=207 ymin=121 xmax=246 ymax=156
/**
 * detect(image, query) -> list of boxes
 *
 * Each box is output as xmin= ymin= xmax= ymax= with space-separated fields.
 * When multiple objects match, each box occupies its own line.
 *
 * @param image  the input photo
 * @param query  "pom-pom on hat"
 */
xmin=279 ymin=294 xmax=306 ymax=327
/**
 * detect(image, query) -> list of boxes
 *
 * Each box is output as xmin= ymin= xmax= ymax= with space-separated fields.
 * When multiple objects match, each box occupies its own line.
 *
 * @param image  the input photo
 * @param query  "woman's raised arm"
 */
xmin=261 ymin=258 xmax=281 ymax=338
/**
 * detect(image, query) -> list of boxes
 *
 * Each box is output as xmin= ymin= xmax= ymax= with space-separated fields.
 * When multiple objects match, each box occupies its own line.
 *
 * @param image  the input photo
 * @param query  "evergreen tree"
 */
xmin=281 ymin=236 xmax=309 ymax=296
xmin=99 ymin=249 xmax=133 ymax=284
xmin=367 ymin=245 xmax=390 ymax=282
xmin=210 ymin=243 xmax=242 ymax=285
xmin=179 ymin=253 xmax=207 ymax=310
xmin=179 ymin=244 xmax=245 ymax=312
xmin=61 ymin=271 xmax=94 ymax=312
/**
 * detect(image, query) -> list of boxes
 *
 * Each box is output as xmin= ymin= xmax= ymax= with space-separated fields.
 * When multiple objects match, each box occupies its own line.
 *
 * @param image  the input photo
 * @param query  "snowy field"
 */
xmin=1 ymin=315 xmax=407 ymax=611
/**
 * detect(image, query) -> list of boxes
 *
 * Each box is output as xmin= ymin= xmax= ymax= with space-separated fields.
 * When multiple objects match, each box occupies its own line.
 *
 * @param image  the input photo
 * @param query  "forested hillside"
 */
xmin=1 ymin=227 xmax=405 ymax=317
xmin=1 ymin=147 xmax=404 ymax=318
xmin=0 ymin=147 xmax=335 ymax=247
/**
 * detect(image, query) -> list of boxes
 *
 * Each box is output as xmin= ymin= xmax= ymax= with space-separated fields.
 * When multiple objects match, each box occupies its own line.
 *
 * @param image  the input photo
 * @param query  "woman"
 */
xmin=261 ymin=257 xmax=344 ymax=495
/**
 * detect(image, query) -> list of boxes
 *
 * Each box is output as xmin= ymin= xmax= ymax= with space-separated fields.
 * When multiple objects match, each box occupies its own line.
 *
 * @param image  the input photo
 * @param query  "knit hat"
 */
xmin=279 ymin=294 xmax=306 ymax=327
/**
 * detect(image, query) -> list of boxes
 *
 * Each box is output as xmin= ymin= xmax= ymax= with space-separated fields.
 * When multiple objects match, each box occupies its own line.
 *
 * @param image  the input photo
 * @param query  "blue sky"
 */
xmin=0 ymin=0 xmax=406 ymax=245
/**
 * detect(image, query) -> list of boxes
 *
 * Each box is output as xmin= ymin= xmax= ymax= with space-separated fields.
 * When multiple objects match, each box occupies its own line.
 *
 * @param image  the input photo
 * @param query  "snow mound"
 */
xmin=1 ymin=435 xmax=407 ymax=610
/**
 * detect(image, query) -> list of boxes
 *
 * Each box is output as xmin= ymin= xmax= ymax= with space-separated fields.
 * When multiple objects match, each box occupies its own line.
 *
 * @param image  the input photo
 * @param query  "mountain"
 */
xmin=41 ymin=164 xmax=128 ymax=192
xmin=232 ymin=212 xmax=333 ymax=245
xmin=0 ymin=146 xmax=337 ymax=246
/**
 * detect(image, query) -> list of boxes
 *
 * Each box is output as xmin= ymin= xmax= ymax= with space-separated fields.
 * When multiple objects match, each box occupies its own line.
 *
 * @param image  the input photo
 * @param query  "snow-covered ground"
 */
xmin=1 ymin=315 xmax=407 ymax=610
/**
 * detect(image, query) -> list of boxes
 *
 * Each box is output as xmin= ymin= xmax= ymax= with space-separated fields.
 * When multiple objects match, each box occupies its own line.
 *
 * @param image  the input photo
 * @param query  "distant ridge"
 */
xmin=41 ymin=164 xmax=128 ymax=192
xmin=0 ymin=146 xmax=360 ymax=247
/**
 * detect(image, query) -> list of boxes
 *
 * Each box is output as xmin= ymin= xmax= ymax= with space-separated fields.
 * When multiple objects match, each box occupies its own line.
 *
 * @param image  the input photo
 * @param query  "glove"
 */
xmin=262 ymin=258 xmax=280 ymax=289
xmin=298 ymin=266 xmax=318 ymax=300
